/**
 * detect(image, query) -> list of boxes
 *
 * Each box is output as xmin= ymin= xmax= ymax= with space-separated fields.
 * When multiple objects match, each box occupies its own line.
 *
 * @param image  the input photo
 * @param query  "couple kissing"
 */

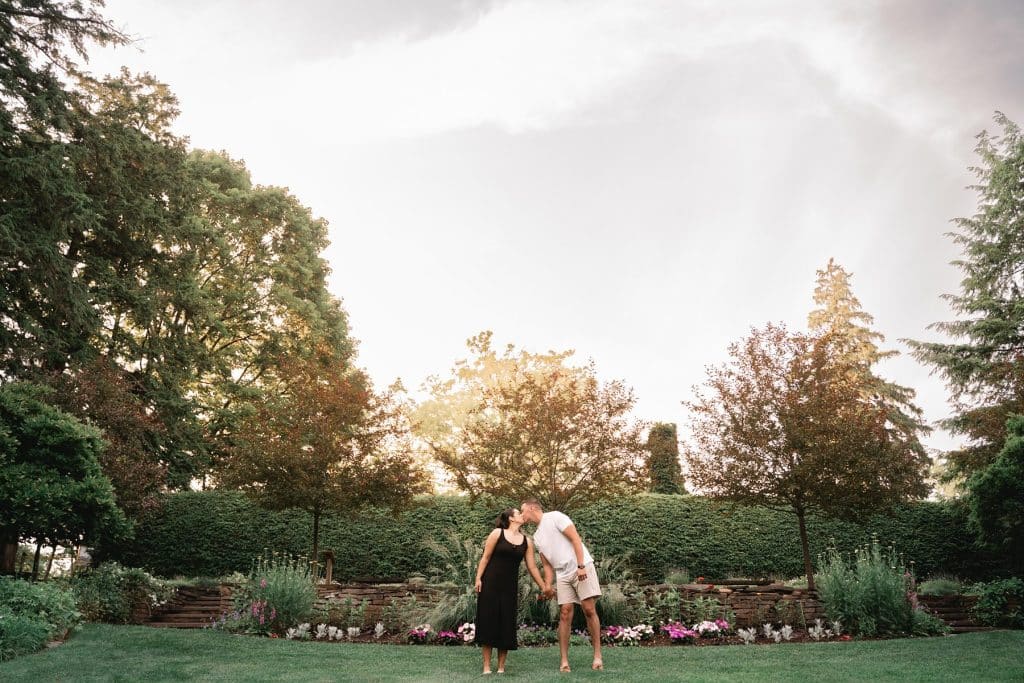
xmin=473 ymin=498 xmax=603 ymax=674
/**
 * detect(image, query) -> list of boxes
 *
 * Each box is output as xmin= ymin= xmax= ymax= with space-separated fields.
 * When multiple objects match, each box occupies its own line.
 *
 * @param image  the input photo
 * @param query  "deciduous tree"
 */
xmin=218 ymin=349 xmax=428 ymax=565
xmin=0 ymin=382 xmax=129 ymax=573
xmin=685 ymin=324 xmax=930 ymax=588
xmin=416 ymin=332 xmax=647 ymax=510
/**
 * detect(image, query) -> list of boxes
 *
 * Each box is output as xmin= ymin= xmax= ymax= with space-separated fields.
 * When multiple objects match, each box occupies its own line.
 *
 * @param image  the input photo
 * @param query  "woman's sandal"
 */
xmin=592 ymin=661 xmax=604 ymax=671
xmin=559 ymin=664 xmax=571 ymax=673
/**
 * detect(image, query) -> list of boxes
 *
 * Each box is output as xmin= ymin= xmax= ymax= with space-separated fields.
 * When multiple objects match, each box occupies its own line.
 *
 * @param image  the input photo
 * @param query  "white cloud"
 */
xmin=229 ymin=0 xmax=975 ymax=146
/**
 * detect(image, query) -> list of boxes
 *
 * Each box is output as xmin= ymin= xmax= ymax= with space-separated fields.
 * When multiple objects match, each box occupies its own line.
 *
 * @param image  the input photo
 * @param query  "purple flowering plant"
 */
xmin=661 ymin=622 xmax=699 ymax=644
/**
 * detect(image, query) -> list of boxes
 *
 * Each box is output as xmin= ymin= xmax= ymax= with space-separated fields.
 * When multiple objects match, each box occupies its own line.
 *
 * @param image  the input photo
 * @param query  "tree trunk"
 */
xmin=69 ymin=545 xmax=80 ymax=576
xmin=311 ymin=507 xmax=321 ymax=580
xmin=797 ymin=509 xmax=815 ymax=591
xmin=31 ymin=540 xmax=43 ymax=581
xmin=44 ymin=545 xmax=56 ymax=580
xmin=0 ymin=540 xmax=17 ymax=573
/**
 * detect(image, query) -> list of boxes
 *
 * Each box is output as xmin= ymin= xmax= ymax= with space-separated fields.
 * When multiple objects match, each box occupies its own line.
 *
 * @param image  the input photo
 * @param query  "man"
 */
xmin=520 ymin=498 xmax=603 ymax=672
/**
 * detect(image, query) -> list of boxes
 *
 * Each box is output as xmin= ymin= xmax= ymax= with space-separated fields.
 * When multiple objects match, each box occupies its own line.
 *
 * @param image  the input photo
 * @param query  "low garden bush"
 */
xmin=103 ymin=491 xmax=1006 ymax=582
xmin=0 ymin=577 xmax=80 ymax=639
xmin=0 ymin=581 xmax=81 ymax=659
xmin=0 ymin=611 xmax=51 ymax=662
xmin=917 ymin=576 xmax=962 ymax=596
xmin=966 ymin=577 xmax=1024 ymax=627
xmin=214 ymin=552 xmax=317 ymax=635
xmin=815 ymin=538 xmax=947 ymax=637
xmin=71 ymin=562 xmax=174 ymax=624
xmin=0 ymin=577 xmax=81 ymax=661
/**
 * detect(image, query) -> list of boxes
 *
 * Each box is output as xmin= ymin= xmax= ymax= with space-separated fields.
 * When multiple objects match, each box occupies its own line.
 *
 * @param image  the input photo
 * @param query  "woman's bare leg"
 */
xmin=497 ymin=649 xmax=508 ymax=672
xmin=482 ymin=645 xmax=493 ymax=673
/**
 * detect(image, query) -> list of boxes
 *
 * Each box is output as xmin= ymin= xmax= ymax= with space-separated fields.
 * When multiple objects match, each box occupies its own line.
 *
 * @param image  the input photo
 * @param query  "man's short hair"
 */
xmin=521 ymin=498 xmax=543 ymax=511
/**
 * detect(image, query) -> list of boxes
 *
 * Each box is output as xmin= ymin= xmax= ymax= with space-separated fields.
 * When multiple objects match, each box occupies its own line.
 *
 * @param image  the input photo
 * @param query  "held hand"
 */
xmin=577 ymin=566 xmax=588 ymax=582
xmin=542 ymin=585 xmax=555 ymax=600
xmin=475 ymin=579 xmax=482 ymax=594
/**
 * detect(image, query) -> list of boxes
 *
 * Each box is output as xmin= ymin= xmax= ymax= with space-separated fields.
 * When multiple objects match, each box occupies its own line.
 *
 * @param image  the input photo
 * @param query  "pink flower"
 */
xmin=260 ymin=578 xmax=268 ymax=589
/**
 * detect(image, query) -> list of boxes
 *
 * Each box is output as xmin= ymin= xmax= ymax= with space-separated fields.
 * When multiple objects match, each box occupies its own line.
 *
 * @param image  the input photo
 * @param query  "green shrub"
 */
xmin=664 ymin=569 xmax=690 ymax=585
xmin=0 ymin=577 xmax=80 ymax=638
xmin=966 ymin=578 xmax=1024 ymax=627
xmin=917 ymin=577 xmax=962 ymax=596
xmin=0 ymin=578 xmax=81 ymax=661
xmin=104 ymin=491 xmax=1005 ymax=582
xmin=517 ymin=625 xmax=559 ymax=646
xmin=911 ymin=608 xmax=950 ymax=636
xmin=816 ymin=538 xmax=915 ymax=636
xmin=220 ymin=553 xmax=317 ymax=635
xmin=0 ymin=610 xmax=50 ymax=662
xmin=71 ymin=562 xmax=173 ymax=624
xmin=682 ymin=594 xmax=733 ymax=625
xmin=423 ymin=533 xmax=480 ymax=632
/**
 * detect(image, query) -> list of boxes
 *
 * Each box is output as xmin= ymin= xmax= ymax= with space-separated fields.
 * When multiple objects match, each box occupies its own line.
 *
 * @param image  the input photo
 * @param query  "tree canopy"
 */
xmin=218 ymin=348 xmax=429 ymax=564
xmin=967 ymin=415 xmax=1024 ymax=574
xmin=0 ymin=382 xmax=129 ymax=572
xmin=908 ymin=114 xmax=1024 ymax=484
xmin=685 ymin=322 xmax=930 ymax=588
xmin=416 ymin=332 xmax=648 ymax=510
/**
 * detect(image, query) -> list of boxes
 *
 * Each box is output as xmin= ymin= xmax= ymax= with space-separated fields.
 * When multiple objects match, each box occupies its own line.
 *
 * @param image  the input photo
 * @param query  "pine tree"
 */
xmin=647 ymin=422 xmax=683 ymax=494
xmin=908 ymin=114 xmax=1024 ymax=484
xmin=809 ymin=259 xmax=930 ymax=448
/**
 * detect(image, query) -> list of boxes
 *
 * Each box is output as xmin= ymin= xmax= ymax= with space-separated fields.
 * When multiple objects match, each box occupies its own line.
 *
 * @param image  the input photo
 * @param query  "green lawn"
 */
xmin=2 ymin=625 xmax=1022 ymax=682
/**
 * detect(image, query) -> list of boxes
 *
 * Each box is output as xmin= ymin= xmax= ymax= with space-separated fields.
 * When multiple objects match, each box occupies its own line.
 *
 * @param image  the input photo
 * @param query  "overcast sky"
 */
xmin=88 ymin=0 xmax=1024 ymax=455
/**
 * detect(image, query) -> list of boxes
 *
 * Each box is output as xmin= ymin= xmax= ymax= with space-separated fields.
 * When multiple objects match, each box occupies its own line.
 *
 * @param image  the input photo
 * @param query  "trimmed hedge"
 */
xmin=102 ymin=491 xmax=1004 ymax=582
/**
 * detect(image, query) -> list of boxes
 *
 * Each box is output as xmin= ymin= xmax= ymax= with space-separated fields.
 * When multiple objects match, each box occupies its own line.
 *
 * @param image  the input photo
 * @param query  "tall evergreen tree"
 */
xmin=809 ymin=259 xmax=930 ymax=457
xmin=908 ymin=114 xmax=1024 ymax=483
xmin=647 ymin=422 xmax=682 ymax=494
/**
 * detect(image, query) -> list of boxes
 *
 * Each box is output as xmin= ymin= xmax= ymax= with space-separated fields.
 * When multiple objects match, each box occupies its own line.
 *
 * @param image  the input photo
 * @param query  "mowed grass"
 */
xmin=2 ymin=625 xmax=1022 ymax=682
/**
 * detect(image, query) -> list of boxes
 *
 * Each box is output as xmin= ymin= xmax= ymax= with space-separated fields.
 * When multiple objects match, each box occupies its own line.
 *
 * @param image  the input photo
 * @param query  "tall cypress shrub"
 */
xmin=647 ymin=422 xmax=683 ymax=494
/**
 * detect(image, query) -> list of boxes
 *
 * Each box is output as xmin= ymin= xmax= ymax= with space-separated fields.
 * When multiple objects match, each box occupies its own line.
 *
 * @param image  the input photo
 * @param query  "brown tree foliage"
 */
xmin=218 ymin=349 xmax=429 ymax=564
xmin=49 ymin=358 xmax=169 ymax=517
xmin=417 ymin=332 xmax=647 ymax=510
xmin=685 ymin=324 xmax=930 ymax=588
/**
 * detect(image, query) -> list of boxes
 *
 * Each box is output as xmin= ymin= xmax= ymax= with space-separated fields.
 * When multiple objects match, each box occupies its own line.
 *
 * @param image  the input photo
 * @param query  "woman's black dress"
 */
xmin=475 ymin=530 xmax=527 ymax=650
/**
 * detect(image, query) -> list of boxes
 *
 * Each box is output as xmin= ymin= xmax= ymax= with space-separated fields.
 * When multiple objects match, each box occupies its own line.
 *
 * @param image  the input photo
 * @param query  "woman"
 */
xmin=474 ymin=507 xmax=546 ymax=674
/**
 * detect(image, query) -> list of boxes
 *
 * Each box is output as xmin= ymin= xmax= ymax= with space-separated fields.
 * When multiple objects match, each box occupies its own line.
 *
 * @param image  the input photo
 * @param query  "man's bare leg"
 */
xmin=558 ymin=603 xmax=574 ymax=671
xmin=581 ymin=597 xmax=603 ymax=669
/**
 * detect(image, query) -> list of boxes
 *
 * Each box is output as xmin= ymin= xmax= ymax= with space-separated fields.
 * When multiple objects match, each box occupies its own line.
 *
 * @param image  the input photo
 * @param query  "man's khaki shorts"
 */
xmin=555 ymin=565 xmax=602 ymax=605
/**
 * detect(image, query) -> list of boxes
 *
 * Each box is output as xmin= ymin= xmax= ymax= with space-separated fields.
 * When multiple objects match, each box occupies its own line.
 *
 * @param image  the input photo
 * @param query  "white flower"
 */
xmin=457 ymin=622 xmax=475 ymax=643
xmin=327 ymin=626 xmax=339 ymax=640
xmin=347 ymin=626 xmax=361 ymax=638
xmin=315 ymin=624 xmax=328 ymax=640
xmin=781 ymin=625 xmax=794 ymax=641
xmin=374 ymin=622 xmax=385 ymax=639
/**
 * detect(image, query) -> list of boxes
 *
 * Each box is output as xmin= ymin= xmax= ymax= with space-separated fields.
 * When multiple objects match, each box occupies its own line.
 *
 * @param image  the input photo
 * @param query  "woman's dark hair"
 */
xmin=494 ymin=508 xmax=515 ymax=529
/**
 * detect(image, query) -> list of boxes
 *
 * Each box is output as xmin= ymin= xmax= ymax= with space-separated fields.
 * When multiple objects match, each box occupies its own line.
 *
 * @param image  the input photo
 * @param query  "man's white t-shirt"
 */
xmin=533 ymin=511 xmax=593 ymax=580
